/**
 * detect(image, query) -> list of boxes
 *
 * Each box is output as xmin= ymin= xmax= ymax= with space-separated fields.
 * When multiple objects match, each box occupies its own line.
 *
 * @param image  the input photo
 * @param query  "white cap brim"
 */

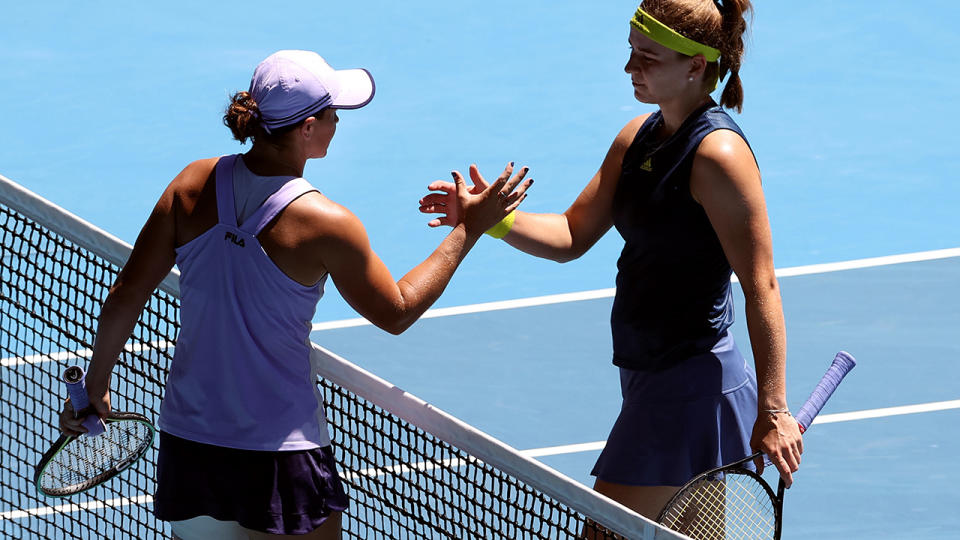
xmin=330 ymin=68 xmax=375 ymax=110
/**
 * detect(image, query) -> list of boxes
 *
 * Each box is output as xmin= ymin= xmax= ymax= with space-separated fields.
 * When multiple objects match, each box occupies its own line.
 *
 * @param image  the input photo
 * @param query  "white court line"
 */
xmin=1 ymin=348 xmax=93 ymax=368
xmin=3 ymin=250 xmax=959 ymax=517
xmin=809 ymin=399 xmax=960 ymax=425
xmin=519 ymin=399 xmax=960 ymax=459
xmin=1 ymin=341 xmax=174 ymax=369
xmin=4 ymin=248 xmax=958 ymax=361
xmin=0 ymin=495 xmax=153 ymax=521
xmin=312 ymin=247 xmax=960 ymax=331
xmin=3 ymin=398 xmax=957 ymax=522
xmin=312 ymin=289 xmax=618 ymax=330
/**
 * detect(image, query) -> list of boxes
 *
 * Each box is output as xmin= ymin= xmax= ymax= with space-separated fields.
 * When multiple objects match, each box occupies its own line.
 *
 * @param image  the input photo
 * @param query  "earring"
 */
xmin=689 ymin=76 xmax=694 ymax=81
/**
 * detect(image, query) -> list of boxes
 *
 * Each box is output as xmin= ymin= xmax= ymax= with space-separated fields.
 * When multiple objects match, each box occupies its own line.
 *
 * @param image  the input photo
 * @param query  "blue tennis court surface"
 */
xmin=312 ymin=254 xmax=960 ymax=538
xmin=3 ymin=0 xmax=959 ymax=538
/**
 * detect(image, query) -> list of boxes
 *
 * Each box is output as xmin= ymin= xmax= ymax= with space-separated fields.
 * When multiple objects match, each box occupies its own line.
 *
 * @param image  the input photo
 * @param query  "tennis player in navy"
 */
xmin=419 ymin=0 xmax=803 ymax=522
xmin=58 ymin=50 xmax=531 ymax=539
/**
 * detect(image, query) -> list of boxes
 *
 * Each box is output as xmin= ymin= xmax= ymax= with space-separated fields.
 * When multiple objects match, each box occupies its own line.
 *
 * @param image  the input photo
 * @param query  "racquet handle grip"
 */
xmin=794 ymin=351 xmax=856 ymax=432
xmin=761 ymin=351 xmax=856 ymax=467
xmin=63 ymin=366 xmax=106 ymax=437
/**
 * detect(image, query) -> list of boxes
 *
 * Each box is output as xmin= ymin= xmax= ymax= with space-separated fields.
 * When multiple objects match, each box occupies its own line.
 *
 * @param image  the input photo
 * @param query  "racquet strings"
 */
xmin=38 ymin=420 xmax=153 ymax=495
xmin=659 ymin=471 xmax=776 ymax=540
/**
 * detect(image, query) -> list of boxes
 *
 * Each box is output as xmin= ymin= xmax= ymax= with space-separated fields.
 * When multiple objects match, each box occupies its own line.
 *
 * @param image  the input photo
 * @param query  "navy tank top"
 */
xmin=611 ymin=102 xmax=753 ymax=371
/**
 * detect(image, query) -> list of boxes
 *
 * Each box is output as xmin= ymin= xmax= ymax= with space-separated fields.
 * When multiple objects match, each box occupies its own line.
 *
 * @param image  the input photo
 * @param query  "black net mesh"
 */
xmin=1 ymin=193 xmax=633 ymax=539
xmin=1 ymin=200 xmax=170 ymax=539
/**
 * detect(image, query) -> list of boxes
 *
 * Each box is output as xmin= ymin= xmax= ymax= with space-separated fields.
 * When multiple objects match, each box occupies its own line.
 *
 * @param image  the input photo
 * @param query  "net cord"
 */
xmin=0 ymin=172 xmax=688 ymax=540
xmin=312 ymin=342 xmax=686 ymax=540
xmin=0 ymin=173 xmax=180 ymax=297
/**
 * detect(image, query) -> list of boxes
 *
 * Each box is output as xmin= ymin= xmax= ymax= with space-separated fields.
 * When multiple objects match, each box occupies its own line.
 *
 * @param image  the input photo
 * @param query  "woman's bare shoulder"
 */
xmin=169 ymin=157 xmax=220 ymax=195
xmin=620 ymin=113 xmax=652 ymax=138
xmin=602 ymin=113 xmax=653 ymax=162
xmin=282 ymin=191 xmax=368 ymax=246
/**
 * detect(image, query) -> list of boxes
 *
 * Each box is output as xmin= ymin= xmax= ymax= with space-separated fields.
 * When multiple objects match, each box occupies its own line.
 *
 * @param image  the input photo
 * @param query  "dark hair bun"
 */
xmin=223 ymin=91 xmax=262 ymax=144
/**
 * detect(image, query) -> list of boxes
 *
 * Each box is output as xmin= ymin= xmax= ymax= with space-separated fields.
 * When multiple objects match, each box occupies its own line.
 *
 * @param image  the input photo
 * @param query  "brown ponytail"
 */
xmin=715 ymin=0 xmax=752 ymax=112
xmin=639 ymin=0 xmax=753 ymax=112
xmin=223 ymin=91 xmax=262 ymax=144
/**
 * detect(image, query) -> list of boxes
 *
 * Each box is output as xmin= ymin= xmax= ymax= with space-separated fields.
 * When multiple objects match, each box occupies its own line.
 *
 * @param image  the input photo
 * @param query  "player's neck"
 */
xmin=659 ymin=94 xmax=713 ymax=137
xmin=243 ymin=143 xmax=307 ymax=178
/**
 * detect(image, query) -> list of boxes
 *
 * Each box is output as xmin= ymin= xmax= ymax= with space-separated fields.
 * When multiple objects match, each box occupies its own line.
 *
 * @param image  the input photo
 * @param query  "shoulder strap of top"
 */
xmin=657 ymin=104 xmax=738 ymax=165
xmin=696 ymin=105 xmax=746 ymax=137
xmin=630 ymin=111 xmax=662 ymax=146
xmin=240 ymin=178 xmax=318 ymax=235
xmin=214 ymin=154 xmax=239 ymax=227
xmin=690 ymin=106 xmax=758 ymax=167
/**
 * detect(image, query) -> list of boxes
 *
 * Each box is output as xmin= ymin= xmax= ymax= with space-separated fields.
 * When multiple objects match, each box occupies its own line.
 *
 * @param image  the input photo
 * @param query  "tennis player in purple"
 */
xmin=419 ymin=0 xmax=803 ymax=523
xmin=58 ymin=50 xmax=531 ymax=539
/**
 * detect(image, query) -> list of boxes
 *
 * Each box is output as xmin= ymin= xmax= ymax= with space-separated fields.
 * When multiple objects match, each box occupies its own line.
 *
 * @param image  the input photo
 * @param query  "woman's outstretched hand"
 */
xmin=421 ymin=163 xmax=533 ymax=232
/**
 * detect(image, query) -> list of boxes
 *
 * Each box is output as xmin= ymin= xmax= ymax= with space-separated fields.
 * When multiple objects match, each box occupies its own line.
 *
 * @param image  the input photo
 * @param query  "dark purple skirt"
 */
xmin=591 ymin=331 xmax=757 ymax=486
xmin=154 ymin=432 xmax=349 ymax=535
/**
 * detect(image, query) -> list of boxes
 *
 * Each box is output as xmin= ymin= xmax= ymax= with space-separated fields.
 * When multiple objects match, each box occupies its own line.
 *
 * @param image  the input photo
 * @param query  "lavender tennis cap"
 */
xmin=249 ymin=50 xmax=375 ymax=133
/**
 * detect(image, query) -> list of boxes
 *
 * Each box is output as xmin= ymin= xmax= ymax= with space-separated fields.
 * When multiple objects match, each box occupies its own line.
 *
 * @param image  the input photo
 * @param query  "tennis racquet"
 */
xmin=34 ymin=366 xmax=156 ymax=498
xmin=656 ymin=351 xmax=857 ymax=540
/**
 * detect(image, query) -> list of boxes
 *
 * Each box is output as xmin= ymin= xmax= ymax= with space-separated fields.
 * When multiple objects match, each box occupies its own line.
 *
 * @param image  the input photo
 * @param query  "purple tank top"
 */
xmin=158 ymin=154 xmax=330 ymax=451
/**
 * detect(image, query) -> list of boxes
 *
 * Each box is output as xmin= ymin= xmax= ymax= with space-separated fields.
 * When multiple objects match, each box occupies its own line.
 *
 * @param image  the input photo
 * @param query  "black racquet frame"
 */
xmin=34 ymin=412 xmax=156 ymax=497
xmin=656 ymin=351 xmax=856 ymax=539
xmin=34 ymin=366 xmax=156 ymax=498
xmin=659 ymin=450 xmax=786 ymax=539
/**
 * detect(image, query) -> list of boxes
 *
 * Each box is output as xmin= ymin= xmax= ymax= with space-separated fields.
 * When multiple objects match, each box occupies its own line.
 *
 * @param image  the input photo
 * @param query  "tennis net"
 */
xmin=0 ymin=174 xmax=685 ymax=539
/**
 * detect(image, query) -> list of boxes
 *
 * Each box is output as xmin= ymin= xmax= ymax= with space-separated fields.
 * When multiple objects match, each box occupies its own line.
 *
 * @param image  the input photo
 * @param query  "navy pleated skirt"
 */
xmin=154 ymin=432 xmax=350 ymax=535
xmin=591 ymin=331 xmax=757 ymax=486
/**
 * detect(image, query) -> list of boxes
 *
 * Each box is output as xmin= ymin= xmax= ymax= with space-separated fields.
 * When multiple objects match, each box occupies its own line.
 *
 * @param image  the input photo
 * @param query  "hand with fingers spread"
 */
xmin=421 ymin=163 xmax=533 ymax=232
xmin=410 ymin=2 xmax=796 ymax=527
xmin=751 ymin=410 xmax=804 ymax=488
xmin=49 ymin=49 xmax=562 ymax=538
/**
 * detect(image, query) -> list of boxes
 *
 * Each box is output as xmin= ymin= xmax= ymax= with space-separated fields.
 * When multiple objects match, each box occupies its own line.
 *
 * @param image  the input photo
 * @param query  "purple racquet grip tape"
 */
xmin=63 ymin=366 xmax=106 ymax=437
xmin=794 ymin=351 xmax=856 ymax=432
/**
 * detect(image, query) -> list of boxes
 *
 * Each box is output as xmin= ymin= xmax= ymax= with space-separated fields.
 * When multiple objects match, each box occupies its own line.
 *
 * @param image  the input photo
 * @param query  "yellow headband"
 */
xmin=630 ymin=8 xmax=721 ymax=62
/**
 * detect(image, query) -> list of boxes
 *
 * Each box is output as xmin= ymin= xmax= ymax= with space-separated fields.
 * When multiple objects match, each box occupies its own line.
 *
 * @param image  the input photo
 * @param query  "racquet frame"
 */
xmin=34 ymin=366 xmax=156 ymax=498
xmin=656 ymin=351 xmax=856 ymax=539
